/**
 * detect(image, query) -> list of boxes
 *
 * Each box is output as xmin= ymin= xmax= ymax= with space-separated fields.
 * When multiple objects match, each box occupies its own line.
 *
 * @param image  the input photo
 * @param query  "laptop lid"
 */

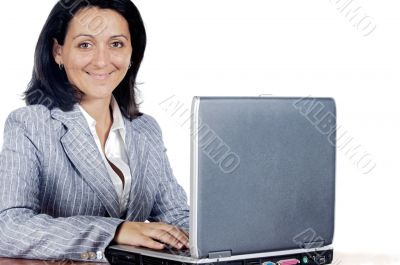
xmin=190 ymin=96 xmax=335 ymax=259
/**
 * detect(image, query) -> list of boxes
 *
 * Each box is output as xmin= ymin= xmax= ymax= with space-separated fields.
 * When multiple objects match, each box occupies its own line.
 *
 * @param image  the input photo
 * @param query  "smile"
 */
xmin=86 ymin=71 xmax=114 ymax=80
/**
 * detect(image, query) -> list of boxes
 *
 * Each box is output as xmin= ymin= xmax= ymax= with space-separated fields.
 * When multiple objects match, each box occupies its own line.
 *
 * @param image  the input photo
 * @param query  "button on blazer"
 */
xmin=0 ymin=105 xmax=189 ymax=261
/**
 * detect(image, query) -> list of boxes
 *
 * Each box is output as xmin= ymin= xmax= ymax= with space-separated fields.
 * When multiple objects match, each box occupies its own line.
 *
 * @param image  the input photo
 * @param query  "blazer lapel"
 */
xmin=51 ymin=106 xmax=121 ymax=218
xmin=124 ymin=119 xmax=150 ymax=221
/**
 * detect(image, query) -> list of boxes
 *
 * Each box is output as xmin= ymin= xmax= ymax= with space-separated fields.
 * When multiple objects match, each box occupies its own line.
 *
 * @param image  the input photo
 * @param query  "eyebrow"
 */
xmin=72 ymin=34 xmax=129 ymax=40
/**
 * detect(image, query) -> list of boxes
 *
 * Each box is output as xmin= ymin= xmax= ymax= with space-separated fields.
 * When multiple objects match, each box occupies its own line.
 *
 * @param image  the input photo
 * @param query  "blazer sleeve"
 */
xmin=145 ymin=116 xmax=190 ymax=230
xmin=0 ymin=109 xmax=123 ymax=262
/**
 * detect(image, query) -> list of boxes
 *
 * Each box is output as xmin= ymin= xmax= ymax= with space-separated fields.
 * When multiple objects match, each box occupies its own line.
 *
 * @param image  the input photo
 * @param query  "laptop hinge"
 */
xmin=208 ymin=250 xmax=232 ymax=259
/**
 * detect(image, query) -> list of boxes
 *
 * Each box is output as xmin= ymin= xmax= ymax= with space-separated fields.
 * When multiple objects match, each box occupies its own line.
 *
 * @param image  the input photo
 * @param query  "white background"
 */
xmin=0 ymin=0 xmax=399 ymax=258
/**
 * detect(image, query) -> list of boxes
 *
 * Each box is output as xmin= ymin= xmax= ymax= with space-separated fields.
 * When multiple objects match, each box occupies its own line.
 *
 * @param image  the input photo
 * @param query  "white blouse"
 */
xmin=78 ymin=97 xmax=132 ymax=214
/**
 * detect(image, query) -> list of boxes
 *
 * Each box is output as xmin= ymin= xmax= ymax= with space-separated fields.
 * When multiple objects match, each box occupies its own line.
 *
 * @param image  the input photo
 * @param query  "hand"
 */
xmin=113 ymin=222 xmax=189 ymax=250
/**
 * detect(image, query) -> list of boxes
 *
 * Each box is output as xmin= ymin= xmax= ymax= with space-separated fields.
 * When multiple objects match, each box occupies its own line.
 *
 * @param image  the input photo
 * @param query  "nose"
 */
xmin=92 ymin=45 xmax=110 ymax=68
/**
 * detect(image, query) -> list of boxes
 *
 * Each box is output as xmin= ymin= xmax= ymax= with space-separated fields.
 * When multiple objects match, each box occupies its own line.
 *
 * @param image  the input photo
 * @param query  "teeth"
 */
xmin=86 ymin=72 xmax=111 ymax=75
xmin=87 ymin=72 xmax=111 ymax=80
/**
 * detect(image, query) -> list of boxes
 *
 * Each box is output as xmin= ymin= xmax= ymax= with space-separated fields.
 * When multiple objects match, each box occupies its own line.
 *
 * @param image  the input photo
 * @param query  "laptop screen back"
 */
xmin=190 ymin=97 xmax=335 ymax=259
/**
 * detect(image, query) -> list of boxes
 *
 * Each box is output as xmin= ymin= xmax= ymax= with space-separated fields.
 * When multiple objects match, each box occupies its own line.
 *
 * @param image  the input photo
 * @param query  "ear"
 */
xmin=52 ymin=38 xmax=63 ymax=65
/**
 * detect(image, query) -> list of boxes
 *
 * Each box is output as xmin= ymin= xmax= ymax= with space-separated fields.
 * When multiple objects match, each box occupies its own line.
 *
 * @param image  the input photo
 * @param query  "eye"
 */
xmin=78 ymin=42 xmax=92 ymax=49
xmin=111 ymin=41 xmax=124 ymax=48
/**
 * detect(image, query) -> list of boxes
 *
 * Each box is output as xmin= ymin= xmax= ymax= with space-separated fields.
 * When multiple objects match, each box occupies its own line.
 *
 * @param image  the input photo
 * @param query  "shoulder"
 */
xmin=132 ymin=113 xmax=162 ymax=135
xmin=5 ymin=105 xmax=52 ymax=129
xmin=129 ymin=113 xmax=164 ymax=147
xmin=2 ymin=106 xmax=53 ymax=153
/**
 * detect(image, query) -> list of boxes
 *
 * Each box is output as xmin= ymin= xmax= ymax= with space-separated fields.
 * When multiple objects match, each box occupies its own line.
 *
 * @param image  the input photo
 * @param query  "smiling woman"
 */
xmin=52 ymin=8 xmax=133 ymax=105
xmin=0 ymin=0 xmax=189 ymax=262
xmin=25 ymin=0 xmax=146 ymax=120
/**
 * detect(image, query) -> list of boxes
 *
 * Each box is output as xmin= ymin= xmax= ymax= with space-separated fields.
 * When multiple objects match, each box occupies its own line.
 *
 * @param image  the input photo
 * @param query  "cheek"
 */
xmin=65 ymin=53 xmax=92 ymax=71
xmin=111 ymin=48 xmax=132 ymax=64
xmin=63 ymin=57 xmax=91 ymax=85
xmin=112 ymin=54 xmax=130 ymax=67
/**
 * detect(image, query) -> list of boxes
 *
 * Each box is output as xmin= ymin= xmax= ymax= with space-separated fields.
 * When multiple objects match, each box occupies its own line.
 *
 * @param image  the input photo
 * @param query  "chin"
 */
xmin=83 ymin=90 xmax=115 ymax=100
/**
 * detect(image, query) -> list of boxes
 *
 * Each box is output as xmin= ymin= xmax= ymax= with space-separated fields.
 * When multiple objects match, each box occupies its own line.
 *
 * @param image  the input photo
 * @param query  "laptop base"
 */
xmin=105 ymin=247 xmax=333 ymax=265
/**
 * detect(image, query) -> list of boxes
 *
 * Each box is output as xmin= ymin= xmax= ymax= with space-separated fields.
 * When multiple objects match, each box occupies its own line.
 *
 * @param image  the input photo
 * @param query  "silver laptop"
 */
xmin=106 ymin=96 xmax=336 ymax=265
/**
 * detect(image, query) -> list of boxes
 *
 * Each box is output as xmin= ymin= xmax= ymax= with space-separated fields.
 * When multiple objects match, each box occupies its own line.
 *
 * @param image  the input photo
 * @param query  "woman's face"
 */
xmin=53 ymin=7 xmax=132 ymax=102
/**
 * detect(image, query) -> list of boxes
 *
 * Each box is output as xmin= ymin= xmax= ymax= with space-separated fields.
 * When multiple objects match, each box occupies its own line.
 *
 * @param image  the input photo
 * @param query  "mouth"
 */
xmin=86 ymin=71 xmax=114 ymax=80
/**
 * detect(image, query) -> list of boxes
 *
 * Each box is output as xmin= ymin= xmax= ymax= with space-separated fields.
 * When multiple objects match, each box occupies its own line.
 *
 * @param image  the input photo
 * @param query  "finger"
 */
xmin=153 ymin=229 xmax=184 ymax=249
xmin=158 ymin=225 xmax=189 ymax=247
xmin=177 ymin=228 xmax=190 ymax=248
xmin=147 ymin=223 xmax=189 ymax=248
xmin=139 ymin=236 xmax=165 ymax=250
xmin=173 ymin=227 xmax=189 ymax=248
xmin=182 ymin=229 xmax=189 ymax=238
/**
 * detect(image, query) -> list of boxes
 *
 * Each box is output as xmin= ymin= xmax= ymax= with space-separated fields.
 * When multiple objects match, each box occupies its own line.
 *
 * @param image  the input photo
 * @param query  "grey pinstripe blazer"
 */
xmin=0 ymin=104 xmax=189 ymax=261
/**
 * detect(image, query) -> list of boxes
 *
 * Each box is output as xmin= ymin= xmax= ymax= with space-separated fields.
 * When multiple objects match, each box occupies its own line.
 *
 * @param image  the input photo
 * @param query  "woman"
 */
xmin=0 ymin=0 xmax=189 ymax=262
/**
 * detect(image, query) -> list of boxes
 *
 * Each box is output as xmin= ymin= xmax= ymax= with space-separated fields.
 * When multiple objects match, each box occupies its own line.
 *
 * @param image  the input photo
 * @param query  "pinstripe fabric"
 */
xmin=0 ymin=104 xmax=189 ymax=261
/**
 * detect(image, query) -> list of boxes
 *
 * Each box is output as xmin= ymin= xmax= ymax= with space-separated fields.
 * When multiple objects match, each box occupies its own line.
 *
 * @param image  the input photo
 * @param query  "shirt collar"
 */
xmin=78 ymin=105 xmax=96 ymax=130
xmin=110 ymin=96 xmax=126 ymax=134
xmin=78 ymin=96 xmax=126 ymax=141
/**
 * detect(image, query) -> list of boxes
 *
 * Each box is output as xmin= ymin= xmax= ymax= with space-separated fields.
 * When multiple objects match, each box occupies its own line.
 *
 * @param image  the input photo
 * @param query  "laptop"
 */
xmin=106 ymin=96 xmax=336 ymax=265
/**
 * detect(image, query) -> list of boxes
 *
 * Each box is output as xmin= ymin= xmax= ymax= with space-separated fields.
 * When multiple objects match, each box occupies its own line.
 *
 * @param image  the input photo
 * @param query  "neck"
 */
xmin=79 ymin=96 xmax=113 ymax=129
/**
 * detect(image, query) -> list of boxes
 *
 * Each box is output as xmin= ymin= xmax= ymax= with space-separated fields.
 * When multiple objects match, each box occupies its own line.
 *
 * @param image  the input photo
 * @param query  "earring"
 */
xmin=59 ymin=64 xmax=64 ymax=70
xmin=128 ymin=62 xmax=132 ymax=69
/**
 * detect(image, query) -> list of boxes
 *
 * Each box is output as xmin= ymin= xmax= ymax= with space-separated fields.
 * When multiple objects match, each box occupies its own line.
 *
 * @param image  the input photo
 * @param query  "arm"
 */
xmin=0 ymin=109 xmax=123 ymax=262
xmin=148 ymin=148 xmax=190 ymax=230
xmin=143 ymin=116 xmax=190 ymax=230
xmin=108 ymin=114 xmax=190 ymax=250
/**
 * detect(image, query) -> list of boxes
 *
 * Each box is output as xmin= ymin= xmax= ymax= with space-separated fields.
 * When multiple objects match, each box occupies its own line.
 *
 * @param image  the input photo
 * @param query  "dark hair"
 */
xmin=24 ymin=0 xmax=146 ymax=120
